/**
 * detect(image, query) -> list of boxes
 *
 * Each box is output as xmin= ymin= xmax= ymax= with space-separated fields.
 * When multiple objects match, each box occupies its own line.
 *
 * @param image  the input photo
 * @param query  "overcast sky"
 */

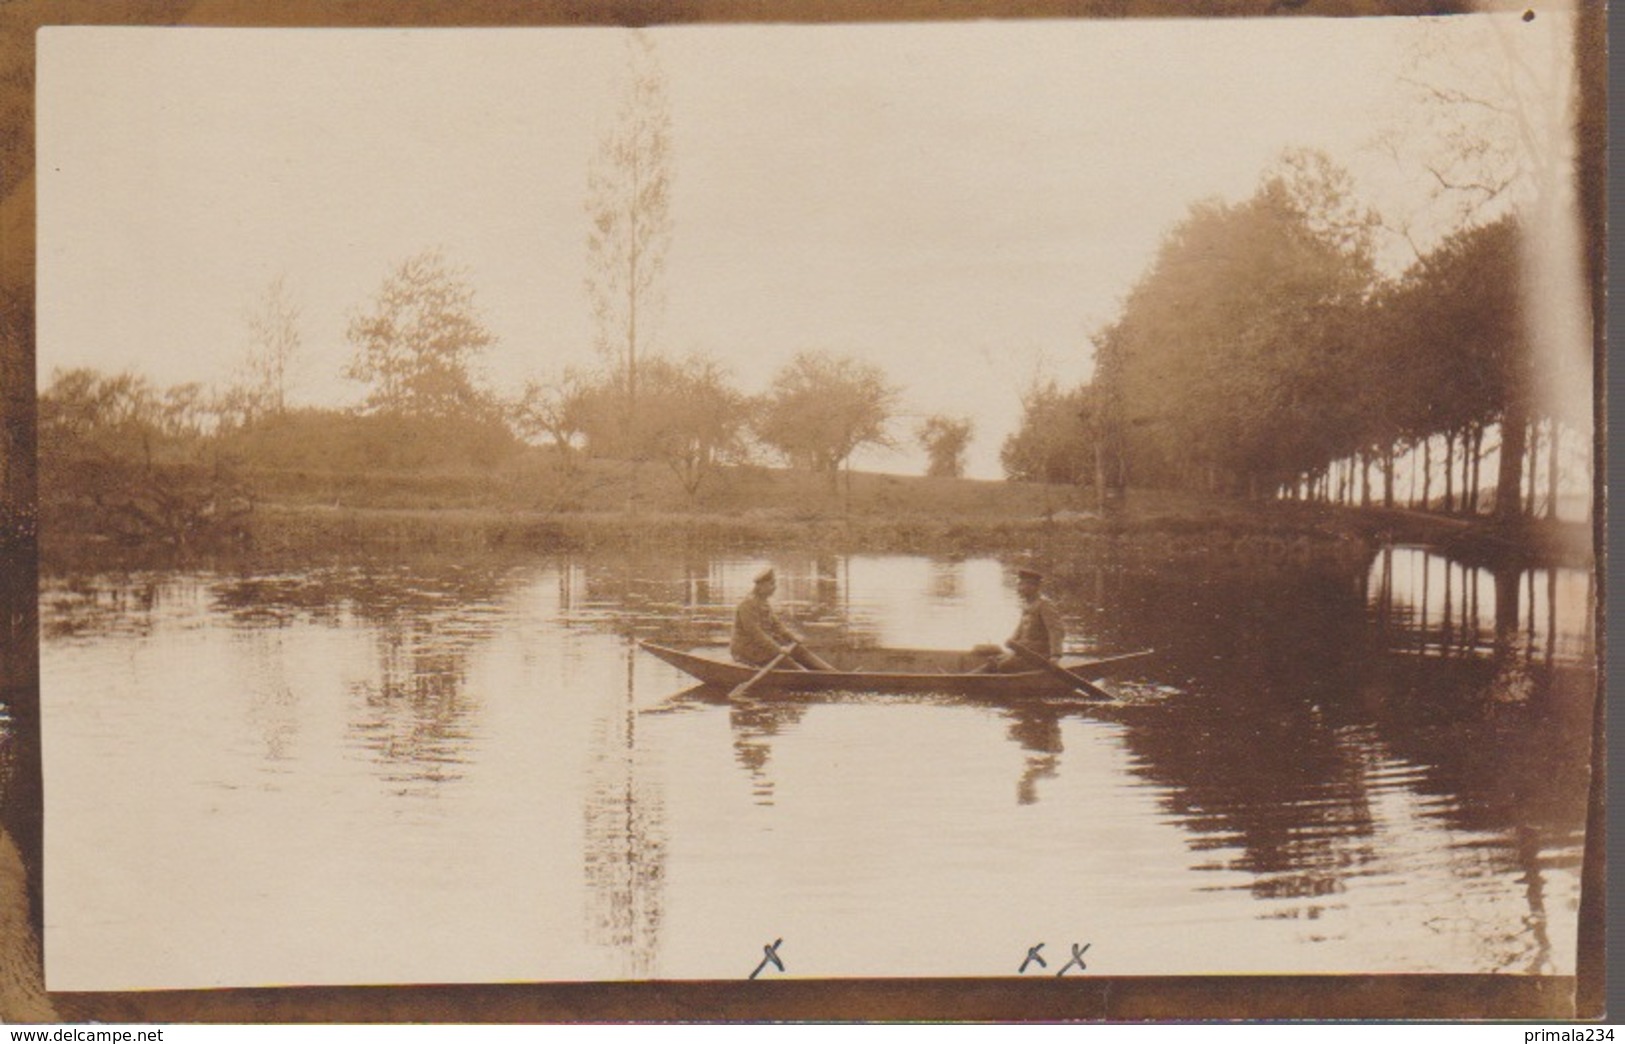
xmin=36 ymin=13 xmax=1571 ymax=477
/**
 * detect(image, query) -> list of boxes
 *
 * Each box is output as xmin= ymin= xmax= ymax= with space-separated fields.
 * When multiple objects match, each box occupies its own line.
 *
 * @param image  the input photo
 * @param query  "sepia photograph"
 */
xmin=0 ymin=0 xmax=1605 ymax=1023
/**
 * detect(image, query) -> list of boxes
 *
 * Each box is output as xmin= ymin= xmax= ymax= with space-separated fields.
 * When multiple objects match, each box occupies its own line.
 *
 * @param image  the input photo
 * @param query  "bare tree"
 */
xmin=1374 ymin=14 xmax=1575 ymax=257
xmin=584 ymin=31 xmax=673 ymax=508
xmin=1382 ymin=14 xmax=1588 ymax=524
xmin=240 ymin=274 xmax=301 ymax=420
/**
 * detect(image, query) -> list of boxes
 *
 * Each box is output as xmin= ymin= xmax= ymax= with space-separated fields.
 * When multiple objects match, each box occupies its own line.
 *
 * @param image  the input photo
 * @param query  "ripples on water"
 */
xmin=33 ymin=547 xmax=1595 ymax=987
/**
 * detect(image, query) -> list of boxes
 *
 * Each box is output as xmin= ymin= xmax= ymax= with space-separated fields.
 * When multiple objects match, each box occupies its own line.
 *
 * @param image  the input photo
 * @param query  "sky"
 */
xmin=35 ymin=13 xmax=1576 ymax=477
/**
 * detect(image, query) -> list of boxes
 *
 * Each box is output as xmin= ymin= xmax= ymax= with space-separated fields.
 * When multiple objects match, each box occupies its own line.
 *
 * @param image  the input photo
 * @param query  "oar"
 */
xmin=1063 ymin=649 xmax=1155 ymax=673
xmin=1007 ymin=641 xmax=1115 ymax=701
xmin=729 ymin=651 xmax=790 ymax=700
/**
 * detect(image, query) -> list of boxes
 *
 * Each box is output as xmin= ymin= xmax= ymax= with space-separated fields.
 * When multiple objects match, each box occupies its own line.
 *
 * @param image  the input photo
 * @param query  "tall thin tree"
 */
xmin=242 ymin=274 xmax=302 ymax=420
xmin=584 ymin=31 xmax=673 ymax=511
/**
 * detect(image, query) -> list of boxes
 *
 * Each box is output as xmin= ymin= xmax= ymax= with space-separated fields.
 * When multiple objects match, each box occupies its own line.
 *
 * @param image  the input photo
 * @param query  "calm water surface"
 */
xmin=39 ymin=547 xmax=1595 ymax=988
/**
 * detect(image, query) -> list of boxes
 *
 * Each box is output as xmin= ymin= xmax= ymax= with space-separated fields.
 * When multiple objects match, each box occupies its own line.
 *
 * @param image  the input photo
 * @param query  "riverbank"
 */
xmin=38 ymin=462 xmax=1594 ymax=572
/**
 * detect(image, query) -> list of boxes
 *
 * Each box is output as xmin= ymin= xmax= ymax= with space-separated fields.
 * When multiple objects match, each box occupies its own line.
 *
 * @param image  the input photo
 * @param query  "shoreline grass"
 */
xmin=36 ymin=461 xmax=1594 ymax=573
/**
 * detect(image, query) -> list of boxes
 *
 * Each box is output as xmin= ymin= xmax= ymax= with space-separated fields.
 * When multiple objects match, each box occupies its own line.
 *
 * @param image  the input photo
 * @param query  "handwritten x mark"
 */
xmin=1057 ymin=943 xmax=1090 ymax=977
xmin=1019 ymin=943 xmax=1047 ymax=973
xmin=750 ymin=938 xmax=785 ymax=980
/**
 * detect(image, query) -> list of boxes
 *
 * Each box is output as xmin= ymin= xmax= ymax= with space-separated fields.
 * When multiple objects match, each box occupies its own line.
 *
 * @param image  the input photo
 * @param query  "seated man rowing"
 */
xmin=983 ymin=567 xmax=1065 ymax=671
xmin=731 ymin=568 xmax=836 ymax=671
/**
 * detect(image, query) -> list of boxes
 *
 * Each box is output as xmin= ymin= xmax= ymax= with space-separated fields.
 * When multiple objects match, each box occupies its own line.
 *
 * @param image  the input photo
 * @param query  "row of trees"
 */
xmin=513 ymin=347 xmax=919 ymax=497
xmin=46 ymin=254 xmax=975 ymax=478
xmin=1005 ymin=16 xmax=1592 ymax=525
xmin=514 ymin=348 xmax=979 ymax=493
xmin=40 ymin=346 xmax=971 ymax=503
xmin=1003 ymin=149 xmax=1585 ymax=523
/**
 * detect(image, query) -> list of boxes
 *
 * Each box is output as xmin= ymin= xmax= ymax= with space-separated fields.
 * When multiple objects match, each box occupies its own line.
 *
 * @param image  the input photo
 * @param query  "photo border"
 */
xmin=0 ymin=0 xmax=1606 ymax=1022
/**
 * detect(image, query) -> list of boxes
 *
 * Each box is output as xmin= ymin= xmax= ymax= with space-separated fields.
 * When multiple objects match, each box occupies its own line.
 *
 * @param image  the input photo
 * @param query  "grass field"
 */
xmin=231 ymin=463 xmax=1400 ymax=570
xmin=38 ymin=449 xmax=1594 ymax=570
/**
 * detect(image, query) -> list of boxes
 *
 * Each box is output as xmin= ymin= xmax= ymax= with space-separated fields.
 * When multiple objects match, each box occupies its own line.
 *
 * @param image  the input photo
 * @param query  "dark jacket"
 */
xmin=732 ymin=593 xmax=794 ymax=665
xmin=1009 ymin=595 xmax=1065 ymax=659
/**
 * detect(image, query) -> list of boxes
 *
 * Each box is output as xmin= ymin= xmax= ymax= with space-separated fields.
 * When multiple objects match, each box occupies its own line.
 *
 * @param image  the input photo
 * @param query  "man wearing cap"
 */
xmin=989 ymin=567 xmax=1066 ymax=671
xmin=731 ymin=568 xmax=835 ymax=670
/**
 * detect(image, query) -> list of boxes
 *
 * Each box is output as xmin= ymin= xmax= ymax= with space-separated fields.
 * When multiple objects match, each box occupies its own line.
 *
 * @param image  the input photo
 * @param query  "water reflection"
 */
xmin=1365 ymin=546 xmax=1593 ymax=666
xmin=604 ymin=544 xmax=1593 ymax=970
xmin=928 ymin=557 xmax=964 ymax=602
xmin=725 ymin=696 xmax=813 ymax=807
xmin=349 ymin=642 xmax=476 ymax=791
xmin=233 ymin=631 xmax=300 ymax=765
xmin=218 ymin=566 xmax=517 ymax=794
xmin=582 ymin=643 xmax=665 ymax=977
xmin=36 ymin=540 xmax=1596 ymax=984
xmin=1030 ymin=545 xmax=1593 ymax=973
xmin=1003 ymin=705 xmax=1062 ymax=806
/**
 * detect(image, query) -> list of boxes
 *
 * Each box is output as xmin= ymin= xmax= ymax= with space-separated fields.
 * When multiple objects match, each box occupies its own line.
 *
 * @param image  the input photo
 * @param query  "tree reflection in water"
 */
xmin=32 ymin=543 xmax=1600 ymax=980
xmin=211 ymin=565 xmax=516 ymax=794
xmin=348 ymin=642 xmax=477 ymax=792
xmin=1034 ymin=543 xmax=1594 ymax=973
xmin=582 ymin=640 xmax=665 ymax=977
xmin=198 ymin=548 xmax=1619 ymax=977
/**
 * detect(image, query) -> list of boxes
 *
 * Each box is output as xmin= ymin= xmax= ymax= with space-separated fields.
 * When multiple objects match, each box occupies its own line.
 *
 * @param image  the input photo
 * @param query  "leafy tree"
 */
xmin=39 ymin=367 xmax=161 ymax=462
xmin=1000 ymin=379 xmax=1092 ymax=485
xmin=37 ymin=367 xmax=256 ymax=547
xmin=1101 ymin=151 xmax=1378 ymax=496
xmin=1377 ymin=15 xmax=1590 ymax=523
xmin=640 ymin=355 xmax=749 ymax=499
xmin=570 ymin=354 xmax=749 ymax=498
xmin=916 ymin=414 xmax=973 ymax=479
xmin=755 ymin=351 xmax=897 ymax=486
xmin=343 ymin=248 xmax=495 ymax=419
xmin=1367 ymin=215 xmax=1522 ymax=513
xmin=159 ymin=382 xmax=211 ymax=439
xmin=584 ymin=31 xmax=673 ymax=505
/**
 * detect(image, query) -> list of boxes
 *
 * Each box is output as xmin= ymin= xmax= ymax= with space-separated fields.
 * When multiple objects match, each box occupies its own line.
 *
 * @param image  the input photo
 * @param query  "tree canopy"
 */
xmin=1000 ymin=380 xmax=1092 ymax=485
xmin=1100 ymin=151 xmax=1378 ymax=495
xmin=755 ymin=351 xmax=897 ymax=481
xmin=344 ymin=248 xmax=495 ymax=420
xmin=584 ymin=32 xmax=673 ymax=473
xmin=917 ymin=414 xmax=974 ymax=479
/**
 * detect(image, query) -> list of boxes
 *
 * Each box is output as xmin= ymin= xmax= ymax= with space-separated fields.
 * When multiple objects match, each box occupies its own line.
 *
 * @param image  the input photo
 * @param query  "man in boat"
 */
xmin=731 ymin=568 xmax=836 ymax=671
xmin=986 ymin=567 xmax=1066 ymax=671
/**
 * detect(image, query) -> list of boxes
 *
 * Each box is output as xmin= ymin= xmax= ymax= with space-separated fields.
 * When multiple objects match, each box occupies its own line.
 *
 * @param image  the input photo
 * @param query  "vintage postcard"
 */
xmin=1 ymin=0 xmax=1604 ymax=1022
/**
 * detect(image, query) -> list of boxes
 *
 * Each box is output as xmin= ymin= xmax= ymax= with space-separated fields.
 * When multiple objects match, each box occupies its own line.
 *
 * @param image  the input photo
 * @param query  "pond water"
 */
xmin=37 ymin=546 xmax=1596 ymax=989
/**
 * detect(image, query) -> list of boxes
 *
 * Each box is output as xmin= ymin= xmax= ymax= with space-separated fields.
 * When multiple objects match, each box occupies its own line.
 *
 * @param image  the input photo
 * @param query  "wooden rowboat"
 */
xmin=638 ymin=641 xmax=1151 ymax=697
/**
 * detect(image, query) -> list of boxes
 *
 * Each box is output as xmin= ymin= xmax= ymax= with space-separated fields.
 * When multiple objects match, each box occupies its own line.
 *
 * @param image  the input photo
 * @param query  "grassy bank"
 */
xmin=39 ymin=455 xmax=1593 ymax=571
xmin=193 ymin=492 xmax=1400 ymax=586
xmin=238 ymin=497 xmax=1361 ymax=557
